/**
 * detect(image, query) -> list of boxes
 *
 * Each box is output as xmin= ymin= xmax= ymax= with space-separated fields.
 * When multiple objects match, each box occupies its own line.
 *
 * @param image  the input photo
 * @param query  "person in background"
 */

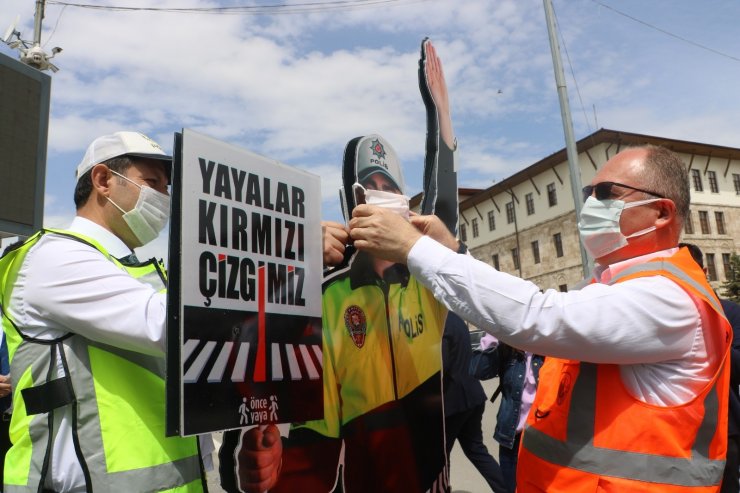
xmin=680 ymin=242 xmax=740 ymax=493
xmin=349 ymin=144 xmax=732 ymax=491
xmin=442 ymin=312 xmax=507 ymax=492
xmin=471 ymin=332 xmax=543 ymax=493
xmin=0 ymin=132 xmax=204 ymax=492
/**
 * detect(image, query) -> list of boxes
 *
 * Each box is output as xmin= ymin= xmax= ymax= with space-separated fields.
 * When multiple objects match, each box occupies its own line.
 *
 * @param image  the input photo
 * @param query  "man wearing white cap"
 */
xmin=0 ymin=132 xmax=204 ymax=492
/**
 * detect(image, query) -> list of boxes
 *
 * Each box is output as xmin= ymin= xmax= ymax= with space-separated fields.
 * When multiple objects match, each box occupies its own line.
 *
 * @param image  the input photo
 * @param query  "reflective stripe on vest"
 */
xmin=522 ymin=364 xmax=725 ymax=486
xmin=1 ymin=229 xmax=202 ymax=492
xmin=609 ymin=259 xmax=724 ymax=316
xmin=522 ymin=254 xmax=728 ymax=487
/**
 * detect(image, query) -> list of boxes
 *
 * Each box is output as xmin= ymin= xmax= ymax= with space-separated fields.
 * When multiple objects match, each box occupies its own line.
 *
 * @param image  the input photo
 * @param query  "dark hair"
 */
xmin=678 ymin=242 xmax=704 ymax=268
xmin=73 ymin=156 xmax=135 ymax=209
xmin=637 ymin=145 xmax=690 ymax=228
xmin=2 ymin=238 xmax=26 ymax=257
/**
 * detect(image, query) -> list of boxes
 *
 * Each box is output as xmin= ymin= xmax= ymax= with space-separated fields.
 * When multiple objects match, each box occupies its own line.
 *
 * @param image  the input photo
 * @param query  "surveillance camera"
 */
xmin=52 ymin=46 xmax=62 ymax=54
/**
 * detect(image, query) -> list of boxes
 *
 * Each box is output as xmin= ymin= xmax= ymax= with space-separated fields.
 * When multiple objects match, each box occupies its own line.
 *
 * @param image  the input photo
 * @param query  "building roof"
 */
xmin=409 ymin=187 xmax=483 ymax=209
xmin=459 ymin=128 xmax=740 ymax=210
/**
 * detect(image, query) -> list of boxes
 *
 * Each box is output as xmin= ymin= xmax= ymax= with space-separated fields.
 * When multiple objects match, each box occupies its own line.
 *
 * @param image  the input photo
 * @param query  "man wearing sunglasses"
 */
xmin=349 ymin=145 xmax=732 ymax=492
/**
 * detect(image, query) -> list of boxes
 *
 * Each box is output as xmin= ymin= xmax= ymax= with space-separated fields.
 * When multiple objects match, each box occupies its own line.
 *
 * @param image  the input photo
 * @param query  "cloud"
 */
xmin=4 ymin=0 xmax=740 ymax=243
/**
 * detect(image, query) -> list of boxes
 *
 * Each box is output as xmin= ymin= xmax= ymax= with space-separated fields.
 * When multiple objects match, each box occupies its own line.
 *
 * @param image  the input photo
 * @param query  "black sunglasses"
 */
xmin=582 ymin=181 xmax=665 ymax=203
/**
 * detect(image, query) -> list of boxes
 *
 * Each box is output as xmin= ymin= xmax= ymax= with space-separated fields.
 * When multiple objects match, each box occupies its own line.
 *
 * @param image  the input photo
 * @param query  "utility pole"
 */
xmin=543 ymin=0 xmax=591 ymax=278
xmin=33 ymin=0 xmax=45 ymax=46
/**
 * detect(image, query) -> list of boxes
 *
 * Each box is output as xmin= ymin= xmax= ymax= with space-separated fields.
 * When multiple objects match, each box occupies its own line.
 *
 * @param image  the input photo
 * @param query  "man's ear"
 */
xmin=89 ymin=164 xmax=112 ymax=196
xmin=655 ymin=198 xmax=676 ymax=227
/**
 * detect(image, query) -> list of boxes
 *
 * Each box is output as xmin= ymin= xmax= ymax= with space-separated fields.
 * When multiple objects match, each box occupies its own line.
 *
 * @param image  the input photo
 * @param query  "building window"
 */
xmin=706 ymin=253 xmax=717 ymax=281
xmin=553 ymin=233 xmax=564 ymax=258
xmin=512 ymin=248 xmax=520 ymax=270
xmin=707 ymin=170 xmax=719 ymax=193
xmin=525 ymin=193 xmax=535 ymax=215
xmin=472 ymin=218 xmax=479 ymax=238
xmin=558 ymin=284 xmax=568 ymax=292
xmin=734 ymin=173 xmax=740 ymax=194
xmin=492 ymin=254 xmax=500 ymax=270
xmin=506 ymin=202 xmax=515 ymax=224
xmin=684 ymin=210 xmax=694 ymax=234
xmin=699 ymin=211 xmax=710 ymax=234
xmin=531 ymin=240 xmax=540 ymax=264
xmin=460 ymin=223 xmax=467 ymax=242
xmin=715 ymin=211 xmax=726 ymax=235
xmin=723 ymin=253 xmax=732 ymax=280
xmin=487 ymin=210 xmax=496 ymax=231
xmin=691 ymin=169 xmax=703 ymax=192
xmin=547 ymin=183 xmax=557 ymax=207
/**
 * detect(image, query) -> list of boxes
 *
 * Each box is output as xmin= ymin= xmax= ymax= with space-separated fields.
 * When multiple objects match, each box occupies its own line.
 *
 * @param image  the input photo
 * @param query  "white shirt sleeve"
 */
xmin=407 ymin=235 xmax=699 ymax=365
xmin=11 ymin=233 xmax=167 ymax=356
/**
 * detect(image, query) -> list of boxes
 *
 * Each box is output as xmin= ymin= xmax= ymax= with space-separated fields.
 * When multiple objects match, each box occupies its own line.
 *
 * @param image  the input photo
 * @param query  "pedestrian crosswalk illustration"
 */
xmin=182 ymin=339 xmax=322 ymax=383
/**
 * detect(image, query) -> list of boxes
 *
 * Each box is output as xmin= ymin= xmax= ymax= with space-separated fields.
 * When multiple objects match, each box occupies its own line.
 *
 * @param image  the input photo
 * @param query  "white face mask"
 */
xmin=578 ymin=196 xmax=661 ymax=259
xmin=107 ymin=170 xmax=171 ymax=247
xmin=358 ymin=184 xmax=410 ymax=220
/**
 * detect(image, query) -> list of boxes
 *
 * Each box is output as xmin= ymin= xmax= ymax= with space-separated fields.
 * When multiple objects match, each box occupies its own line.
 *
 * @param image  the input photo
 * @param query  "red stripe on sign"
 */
xmin=254 ymin=264 xmax=267 ymax=382
xmin=218 ymin=254 xmax=226 ymax=262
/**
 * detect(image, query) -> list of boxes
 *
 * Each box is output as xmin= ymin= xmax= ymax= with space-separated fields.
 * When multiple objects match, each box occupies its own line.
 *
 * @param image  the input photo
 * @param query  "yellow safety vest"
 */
xmin=0 ymin=229 xmax=203 ymax=492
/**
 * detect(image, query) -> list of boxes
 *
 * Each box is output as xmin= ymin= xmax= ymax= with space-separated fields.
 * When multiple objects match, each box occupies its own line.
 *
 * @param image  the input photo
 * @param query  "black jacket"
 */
xmin=442 ymin=312 xmax=487 ymax=416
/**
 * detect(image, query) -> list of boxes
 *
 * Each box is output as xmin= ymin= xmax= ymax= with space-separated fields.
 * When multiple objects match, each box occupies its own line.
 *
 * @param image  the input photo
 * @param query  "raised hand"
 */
xmin=424 ymin=40 xmax=455 ymax=150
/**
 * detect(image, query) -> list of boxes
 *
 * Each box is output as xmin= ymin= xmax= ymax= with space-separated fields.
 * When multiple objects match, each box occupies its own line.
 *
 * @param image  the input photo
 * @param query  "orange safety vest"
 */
xmin=518 ymin=247 xmax=732 ymax=492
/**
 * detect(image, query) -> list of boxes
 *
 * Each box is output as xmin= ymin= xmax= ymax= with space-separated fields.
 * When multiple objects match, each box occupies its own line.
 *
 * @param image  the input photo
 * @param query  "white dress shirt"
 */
xmin=7 ymin=217 xmax=167 ymax=492
xmin=408 ymin=236 xmax=718 ymax=407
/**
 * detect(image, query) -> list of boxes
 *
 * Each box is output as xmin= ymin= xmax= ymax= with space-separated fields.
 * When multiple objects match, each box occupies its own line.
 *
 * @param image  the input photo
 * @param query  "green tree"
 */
xmin=721 ymin=253 xmax=740 ymax=302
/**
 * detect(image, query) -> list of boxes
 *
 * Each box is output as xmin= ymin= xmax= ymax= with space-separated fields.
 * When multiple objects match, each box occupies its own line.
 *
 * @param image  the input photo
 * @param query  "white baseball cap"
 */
xmin=75 ymin=131 xmax=172 ymax=181
xmin=355 ymin=134 xmax=404 ymax=192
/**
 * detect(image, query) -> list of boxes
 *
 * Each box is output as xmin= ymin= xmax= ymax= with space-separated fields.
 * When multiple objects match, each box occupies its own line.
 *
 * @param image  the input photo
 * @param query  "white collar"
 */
xmin=594 ymin=247 xmax=679 ymax=284
xmin=68 ymin=217 xmax=132 ymax=259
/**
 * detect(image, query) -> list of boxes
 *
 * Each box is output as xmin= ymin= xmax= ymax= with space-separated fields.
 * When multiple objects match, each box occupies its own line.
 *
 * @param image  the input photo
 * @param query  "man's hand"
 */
xmin=349 ymin=205 xmax=422 ymax=264
xmin=409 ymin=214 xmax=459 ymax=252
xmin=0 ymin=375 xmax=10 ymax=398
xmin=322 ymin=221 xmax=349 ymax=267
xmin=237 ymin=425 xmax=283 ymax=493
xmin=424 ymin=41 xmax=455 ymax=150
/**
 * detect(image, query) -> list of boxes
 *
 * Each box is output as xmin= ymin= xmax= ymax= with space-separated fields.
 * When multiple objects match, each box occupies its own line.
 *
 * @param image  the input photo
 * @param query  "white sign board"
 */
xmin=167 ymin=129 xmax=323 ymax=436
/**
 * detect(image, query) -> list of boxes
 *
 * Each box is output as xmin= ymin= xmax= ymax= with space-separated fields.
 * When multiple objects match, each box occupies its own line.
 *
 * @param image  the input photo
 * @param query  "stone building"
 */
xmin=419 ymin=128 xmax=740 ymax=293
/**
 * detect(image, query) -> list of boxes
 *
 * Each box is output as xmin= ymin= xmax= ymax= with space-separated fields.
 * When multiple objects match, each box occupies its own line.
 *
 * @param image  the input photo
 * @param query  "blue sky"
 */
xmin=2 ymin=0 xmax=740 ymax=259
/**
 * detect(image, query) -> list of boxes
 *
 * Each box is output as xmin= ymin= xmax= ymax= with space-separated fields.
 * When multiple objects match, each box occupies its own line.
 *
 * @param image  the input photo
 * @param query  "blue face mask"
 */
xmin=578 ymin=196 xmax=661 ymax=259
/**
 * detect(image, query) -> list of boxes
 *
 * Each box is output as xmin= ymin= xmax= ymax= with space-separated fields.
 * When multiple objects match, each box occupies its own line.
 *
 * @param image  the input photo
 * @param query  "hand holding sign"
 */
xmin=0 ymin=374 xmax=10 ymax=398
xmin=321 ymin=220 xmax=349 ymax=267
xmin=236 ymin=425 xmax=283 ymax=493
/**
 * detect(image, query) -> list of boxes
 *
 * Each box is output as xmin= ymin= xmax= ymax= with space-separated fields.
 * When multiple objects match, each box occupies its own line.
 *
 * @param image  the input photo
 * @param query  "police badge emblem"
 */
xmin=370 ymin=138 xmax=386 ymax=159
xmin=344 ymin=305 xmax=367 ymax=348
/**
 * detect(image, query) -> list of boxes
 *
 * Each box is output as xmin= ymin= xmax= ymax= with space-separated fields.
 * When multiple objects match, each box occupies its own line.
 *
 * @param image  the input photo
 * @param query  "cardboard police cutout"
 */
xmin=220 ymin=38 xmax=457 ymax=493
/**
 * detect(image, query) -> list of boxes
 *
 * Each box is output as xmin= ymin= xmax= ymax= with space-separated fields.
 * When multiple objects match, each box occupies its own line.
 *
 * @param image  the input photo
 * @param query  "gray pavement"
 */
xmin=448 ymin=378 xmax=501 ymax=493
xmin=205 ymin=378 xmax=502 ymax=493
